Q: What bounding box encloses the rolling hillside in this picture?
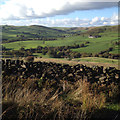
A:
[1,25,67,42]
[53,26,94,34]
[2,25,119,53]
[2,25,119,62]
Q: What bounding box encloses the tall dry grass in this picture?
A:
[2,76,108,120]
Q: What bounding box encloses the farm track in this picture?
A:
[34,58,119,69]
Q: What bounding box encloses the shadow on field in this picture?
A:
[2,101,120,120]
[91,108,120,120]
[2,101,19,120]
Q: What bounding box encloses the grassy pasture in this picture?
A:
[2,40,46,50]
[2,35,85,50]
[2,33,118,54]
[109,45,119,54]
[71,35,118,54]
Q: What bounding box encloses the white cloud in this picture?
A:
[111,13,118,21]
[91,17,99,22]
[90,17,101,25]
[110,21,115,25]
[0,0,118,20]
[0,13,118,27]
[51,20,55,24]
[75,17,79,21]
[101,17,105,21]
[103,22,108,25]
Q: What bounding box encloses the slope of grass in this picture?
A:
[110,45,119,54]
[73,57,119,64]
[1,25,67,42]
[2,40,46,50]
[2,35,85,50]
[71,35,118,54]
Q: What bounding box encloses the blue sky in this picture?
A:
[50,7,118,20]
[0,0,119,27]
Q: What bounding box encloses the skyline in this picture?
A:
[0,0,119,27]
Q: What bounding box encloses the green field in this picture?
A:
[3,40,46,50]
[2,33,118,54]
[2,35,85,50]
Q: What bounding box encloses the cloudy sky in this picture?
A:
[0,0,119,27]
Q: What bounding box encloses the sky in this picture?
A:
[0,0,119,27]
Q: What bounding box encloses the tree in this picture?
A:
[80,44,85,47]
[20,47,25,51]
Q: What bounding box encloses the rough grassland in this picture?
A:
[33,57,119,69]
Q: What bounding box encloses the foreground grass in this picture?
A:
[2,75,120,120]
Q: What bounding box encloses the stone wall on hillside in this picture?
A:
[2,59,120,85]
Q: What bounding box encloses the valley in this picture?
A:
[1,25,120,120]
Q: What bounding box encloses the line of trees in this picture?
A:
[2,44,120,59]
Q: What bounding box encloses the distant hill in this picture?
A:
[82,25,119,36]
[53,25,119,36]
[1,25,119,43]
[53,27,94,34]
[1,25,67,42]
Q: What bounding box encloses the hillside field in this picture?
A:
[2,32,119,54]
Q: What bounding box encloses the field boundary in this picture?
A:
[34,58,119,69]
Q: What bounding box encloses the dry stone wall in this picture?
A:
[2,59,120,85]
